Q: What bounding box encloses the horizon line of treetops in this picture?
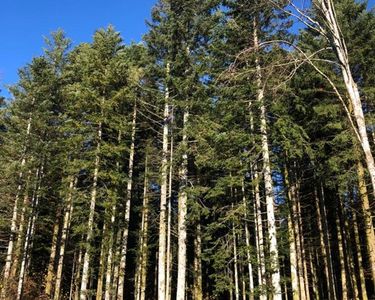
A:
[1,0,375,299]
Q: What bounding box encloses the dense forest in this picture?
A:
[1,0,375,299]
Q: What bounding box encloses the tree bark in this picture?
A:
[314,187,335,300]
[158,64,170,300]
[2,110,33,299]
[316,0,375,197]
[166,123,174,300]
[80,121,102,300]
[193,223,203,300]
[135,153,150,300]
[16,166,43,300]
[352,194,368,300]
[117,102,137,299]
[45,208,62,297]
[176,109,188,300]
[357,160,375,287]
[254,19,282,299]
[54,177,76,300]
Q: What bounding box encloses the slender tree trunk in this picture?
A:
[16,166,43,300]
[176,110,188,300]
[357,161,375,287]
[316,0,375,197]
[288,202,299,300]
[45,208,62,297]
[69,252,77,300]
[314,187,335,300]
[253,18,282,299]
[135,153,150,300]
[117,102,137,299]
[2,113,33,299]
[74,246,83,300]
[54,177,76,300]
[336,204,348,300]
[248,99,266,299]
[194,223,203,300]
[285,167,300,300]
[80,121,102,300]
[295,185,310,300]
[309,247,319,300]
[103,211,115,300]
[159,65,170,300]
[352,195,368,300]
[11,171,32,279]
[320,185,337,299]
[166,122,174,300]
[232,220,240,300]
[105,131,122,300]
[96,221,108,300]
[241,178,254,300]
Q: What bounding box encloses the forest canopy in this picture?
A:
[1,0,375,300]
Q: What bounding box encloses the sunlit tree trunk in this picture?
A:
[166,125,174,300]
[232,218,240,300]
[158,65,170,300]
[96,222,108,300]
[11,170,32,279]
[135,153,150,300]
[176,109,188,300]
[80,121,102,300]
[54,177,76,300]
[193,223,203,300]
[357,161,375,286]
[1,110,33,299]
[45,208,62,297]
[117,102,137,299]
[16,166,42,300]
[352,195,368,300]
[336,204,348,300]
[241,178,254,300]
[315,0,375,196]
[254,19,281,297]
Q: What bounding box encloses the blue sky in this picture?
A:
[0,0,374,99]
[0,0,156,98]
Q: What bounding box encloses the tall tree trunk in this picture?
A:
[295,184,310,300]
[248,98,266,299]
[80,121,102,300]
[74,246,83,300]
[336,204,348,300]
[166,123,174,300]
[254,19,281,297]
[158,64,170,300]
[193,223,203,300]
[316,0,375,196]
[117,102,137,299]
[357,160,375,287]
[105,130,122,300]
[232,219,240,300]
[16,166,43,300]
[314,187,335,300]
[176,109,189,300]
[96,222,108,300]
[54,177,76,300]
[45,208,62,297]
[352,194,368,300]
[241,178,254,300]
[11,170,32,279]
[135,153,150,300]
[320,185,338,299]
[2,111,33,299]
